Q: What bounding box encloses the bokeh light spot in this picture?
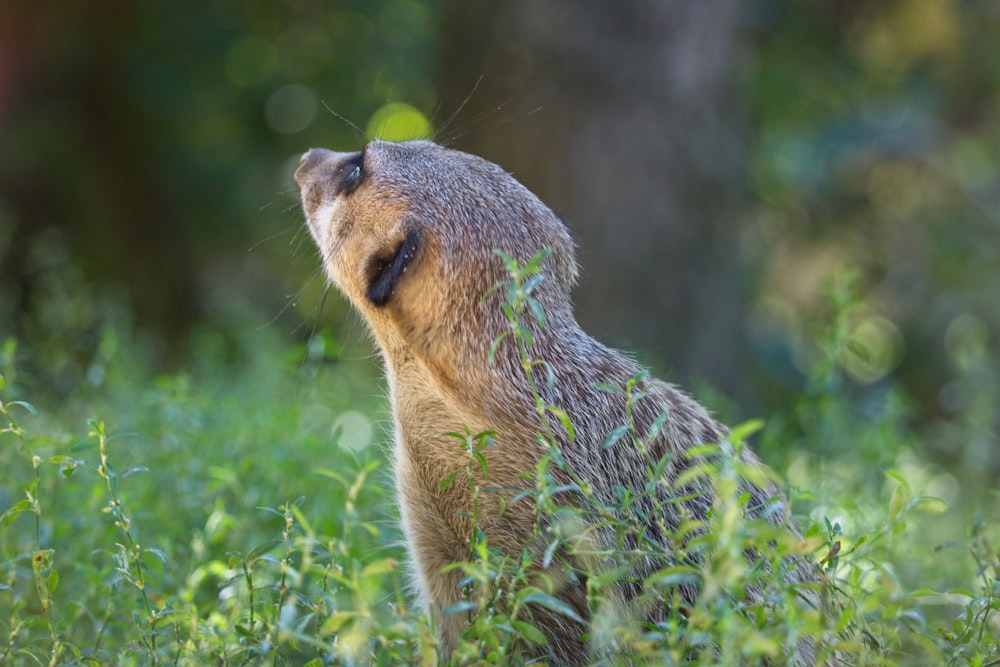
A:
[843,315,905,384]
[365,102,432,141]
[265,84,318,134]
[332,410,373,452]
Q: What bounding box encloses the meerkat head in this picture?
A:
[294,139,579,356]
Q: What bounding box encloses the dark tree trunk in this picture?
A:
[0,5,201,360]
[436,0,750,400]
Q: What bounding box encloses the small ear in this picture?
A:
[366,228,421,307]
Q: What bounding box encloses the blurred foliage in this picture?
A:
[0,1,999,661]
[746,0,1000,471]
[0,237,997,665]
[0,0,439,373]
[1,0,997,455]
[0,329,417,665]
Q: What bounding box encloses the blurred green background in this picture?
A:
[1,3,999,662]
[1,0,998,484]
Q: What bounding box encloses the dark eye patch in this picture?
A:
[366,229,421,307]
[338,153,365,196]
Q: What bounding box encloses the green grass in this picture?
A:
[1,266,998,665]
[0,325,428,665]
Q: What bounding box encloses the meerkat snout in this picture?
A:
[294,147,364,217]
[294,147,329,177]
[294,147,344,182]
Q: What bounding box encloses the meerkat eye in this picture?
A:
[338,154,365,196]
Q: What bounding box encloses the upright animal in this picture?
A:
[295,139,826,665]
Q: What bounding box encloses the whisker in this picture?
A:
[436,73,485,141]
[436,98,532,147]
[248,228,295,253]
[321,101,368,143]
[290,279,330,336]
[289,227,309,258]
[451,96,506,143]
[298,284,332,374]
[282,201,304,215]
[258,266,326,332]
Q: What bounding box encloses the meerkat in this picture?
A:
[294,140,827,665]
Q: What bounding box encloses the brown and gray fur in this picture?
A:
[295,140,825,665]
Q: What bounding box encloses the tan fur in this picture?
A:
[295,140,825,665]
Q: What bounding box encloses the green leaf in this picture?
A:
[314,468,348,486]
[320,611,355,635]
[69,440,97,453]
[546,406,575,441]
[480,281,502,303]
[541,359,556,387]
[7,400,36,416]
[493,248,515,267]
[235,624,256,638]
[887,485,905,522]
[743,634,781,657]
[488,332,509,365]
[646,412,670,442]
[360,558,397,578]
[144,548,169,570]
[521,591,584,623]
[948,588,976,598]
[439,470,460,491]
[914,496,948,515]
[884,469,912,496]
[728,419,765,443]
[120,466,149,479]
[1,499,34,525]
[674,461,716,489]
[542,537,560,569]
[907,588,940,598]
[442,600,478,617]
[57,458,82,476]
[153,607,184,620]
[591,565,629,590]
[650,451,674,480]
[523,273,545,295]
[523,248,552,273]
[512,620,548,646]
[601,425,629,450]
[515,323,534,347]
[934,540,962,552]
[527,297,546,326]
[247,540,283,561]
[645,566,701,589]
[474,450,489,477]
[684,443,720,459]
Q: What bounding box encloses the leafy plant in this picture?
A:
[1,258,997,665]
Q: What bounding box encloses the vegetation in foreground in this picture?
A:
[1,262,998,665]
